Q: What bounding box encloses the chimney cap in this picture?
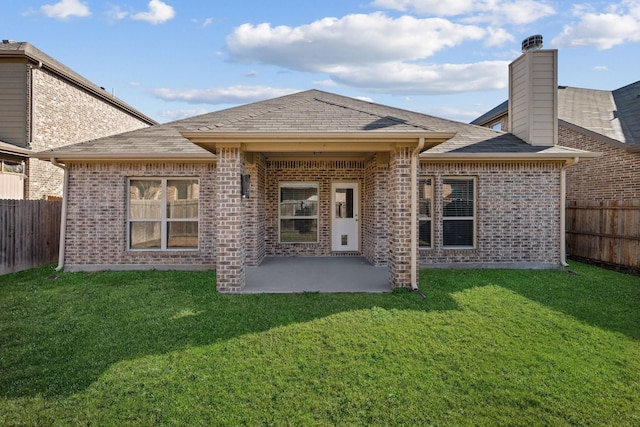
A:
[522,35,543,52]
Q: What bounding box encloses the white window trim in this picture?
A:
[442,176,477,249]
[279,182,319,244]
[419,176,434,249]
[127,177,199,251]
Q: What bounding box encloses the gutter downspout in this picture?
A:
[560,157,579,267]
[410,138,425,295]
[50,158,68,271]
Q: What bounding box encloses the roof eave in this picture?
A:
[0,141,31,157]
[32,152,217,163]
[181,131,456,153]
[421,151,602,163]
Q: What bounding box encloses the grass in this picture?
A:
[0,262,638,426]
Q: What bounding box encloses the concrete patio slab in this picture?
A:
[243,257,391,293]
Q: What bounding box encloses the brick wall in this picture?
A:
[64,162,216,270]
[388,147,413,287]
[245,153,267,266]
[215,147,246,292]
[362,154,389,266]
[264,160,365,257]
[419,161,563,267]
[62,157,566,282]
[560,126,640,202]
[27,67,152,200]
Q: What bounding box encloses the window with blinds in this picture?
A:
[442,177,475,248]
[279,183,318,243]
[419,177,433,248]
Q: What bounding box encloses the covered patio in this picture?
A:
[244,257,391,293]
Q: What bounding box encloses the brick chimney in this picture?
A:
[508,35,558,146]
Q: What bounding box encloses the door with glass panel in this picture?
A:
[331,182,359,251]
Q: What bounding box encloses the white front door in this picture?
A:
[331,182,359,251]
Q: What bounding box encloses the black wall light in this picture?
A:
[241,174,251,198]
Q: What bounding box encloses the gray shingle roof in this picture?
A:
[472,81,640,148]
[35,89,590,160]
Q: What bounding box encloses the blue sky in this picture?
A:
[2,0,639,123]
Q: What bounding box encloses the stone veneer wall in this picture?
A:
[419,161,563,267]
[264,160,365,257]
[28,67,153,200]
[63,162,216,270]
[560,126,639,202]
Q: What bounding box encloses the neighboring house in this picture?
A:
[473,75,639,271]
[35,45,597,293]
[0,40,158,200]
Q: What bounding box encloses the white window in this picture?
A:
[128,178,199,250]
[442,177,476,248]
[419,177,433,248]
[279,183,318,243]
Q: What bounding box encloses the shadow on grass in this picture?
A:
[1,261,637,400]
[0,266,458,399]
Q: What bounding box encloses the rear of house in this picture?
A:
[35,44,598,292]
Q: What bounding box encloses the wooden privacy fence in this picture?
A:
[1,199,62,275]
[566,200,640,273]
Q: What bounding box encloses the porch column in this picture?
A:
[388,146,413,288]
[215,144,246,293]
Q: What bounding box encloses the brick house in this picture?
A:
[35,46,597,292]
[0,40,157,200]
[473,73,639,270]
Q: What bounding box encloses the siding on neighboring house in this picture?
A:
[508,50,557,147]
[0,60,28,146]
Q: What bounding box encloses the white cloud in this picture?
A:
[593,65,609,71]
[370,0,555,25]
[106,4,128,21]
[552,1,640,49]
[355,96,374,102]
[40,0,90,19]
[425,105,485,122]
[150,85,299,105]
[225,12,509,95]
[131,0,175,25]
[313,80,338,87]
[202,17,214,28]
[328,61,509,94]
[226,12,486,71]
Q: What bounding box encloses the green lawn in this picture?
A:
[0,262,638,426]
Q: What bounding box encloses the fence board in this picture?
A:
[567,200,640,272]
[0,199,61,275]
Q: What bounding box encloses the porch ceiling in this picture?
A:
[180,131,455,154]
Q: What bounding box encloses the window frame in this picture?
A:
[278,182,319,244]
[127,177,200,251]
[442,176,477,249]
[418,176,434,249]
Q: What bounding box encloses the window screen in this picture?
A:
[442,178,475,247]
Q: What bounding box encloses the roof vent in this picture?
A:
[522,35,543,52]
[2,39,16,44]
